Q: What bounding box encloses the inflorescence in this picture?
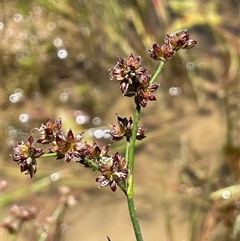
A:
[10,29,197,192]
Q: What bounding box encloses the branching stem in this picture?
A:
[126,103,143,241]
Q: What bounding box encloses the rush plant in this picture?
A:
[8,30,197,241]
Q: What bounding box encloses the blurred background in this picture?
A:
[1,0,239,240]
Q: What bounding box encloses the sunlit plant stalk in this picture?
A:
[126,103,143,241]
[125,59,167,241]
[38,204,65,241]
[7,29,197,241]
[150,60,165,85]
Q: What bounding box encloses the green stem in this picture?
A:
[83,157,128,194]
[38,204,65,241]
[84,157,101,171]
[150,60,165,85]
[125,61,165,241]
[126,103,143,241]
[127,103,141,195]
[38,153,127,194]
[39,153,58,158]
[127,197,144,241]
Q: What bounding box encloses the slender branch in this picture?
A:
[127,197,144,241]
[38,153,58,158]
[125,61,165,241]
[127,103,141,184]
[84,157,128,194]
[38,153,127,195]
[150,60,165,85]
[83,157,101,171]
[126,103,143,241]
[38,204,65,241]
[125,141,131,168]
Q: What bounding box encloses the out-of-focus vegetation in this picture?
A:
[1,0,239,241]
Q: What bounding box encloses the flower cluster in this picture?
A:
[96,152,128,192]
[11,118,129,192]
[50,130,85,162]
[10,205,38,221]
[148,29,197,62]
[1,205,38,234]
[10,136,44,177]
[37,118,62,144]
[58,186,77,207]
[35,118,86,163]
[109,30,197,107]
[108,114,146,141]
[109,54,159,107]
[10,29,197,194]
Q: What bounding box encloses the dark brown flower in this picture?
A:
[167,29,197,50]
[108,115,133,141]
[11,136,44,161]
[109,54,144,82]
[79,141,111,164]
[11,136,44,177]
[136,127,146,140]
[51,130,85,162]
[95,152,128,192]
[148,42,175,62]
[181,39,198,49]
[19,157,38,178]
[37,118,62,144]
[109,54,148,97]
[148,30,197,61]
[108,114,146,141]
[135,83,160,108]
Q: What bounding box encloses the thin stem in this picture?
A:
[38,153,58,158]
[37,153,127,194]
[127,197,144,241]
[38,204,65,241]
[84,157,127,194]
[125,141,131,168]
[150,60,165,85]
[126,103,143,241]
[124,138,131,194]
[127,103,141,183]
[83,157,101,171]
[125,61,165,241]
[53,204,68,241]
